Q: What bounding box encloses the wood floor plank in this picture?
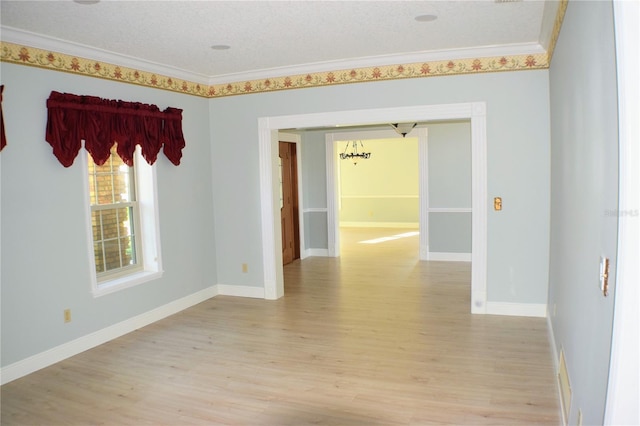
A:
[1,228,560,425]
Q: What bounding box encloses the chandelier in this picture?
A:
[340,140,371,165]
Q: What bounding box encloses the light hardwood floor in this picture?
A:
[1,228,560,425]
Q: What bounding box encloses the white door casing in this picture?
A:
[258,102,488,313]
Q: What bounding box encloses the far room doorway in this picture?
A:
[327,123,472,264]
[328,128,426,259]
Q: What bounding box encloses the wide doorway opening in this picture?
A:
[258,103,487,314]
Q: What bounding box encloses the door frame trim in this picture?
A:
[258,102,487,314]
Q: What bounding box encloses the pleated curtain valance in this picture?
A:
[45,91,185,167]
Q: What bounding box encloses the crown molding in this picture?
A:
[545,0,569,64]
[1,26,550,98]
[208,42,546,85]
[0,26,210,85]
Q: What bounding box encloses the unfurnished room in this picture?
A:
[0,1,638,425]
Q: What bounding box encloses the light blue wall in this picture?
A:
[427,122,471,208]
[429,213,471,254]
[300,130,328,250]
[210,70,551,305]
[300,130,327,209]
[0,63,216,366]
[548,1,619,424]
[427,122,471,254]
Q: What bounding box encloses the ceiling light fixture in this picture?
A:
[210,44,231,51]
[415,14,438,22]
[73,0,100,4]
[340,140,371,165]
[390,123,417,137]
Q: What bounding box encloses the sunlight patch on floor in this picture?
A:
[358,231,419,244]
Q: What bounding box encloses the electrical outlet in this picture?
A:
[64,309,71,323]
[242,263,248,273]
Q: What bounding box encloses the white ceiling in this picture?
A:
[0,0,558,84]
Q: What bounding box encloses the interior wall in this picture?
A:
[548,1,619,424]
[300,130,328,251]
[209,70,551,307]
[427,123,471,208]
[427,122,471,254]
[0,63,216,367]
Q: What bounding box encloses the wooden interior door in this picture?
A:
[279,142,300,265]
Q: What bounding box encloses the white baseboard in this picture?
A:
[547,313,559,371]
[428,252,472,262]
[485,302,547,318]
[547,309,567,426]
[340,222,419,228]
[217,284,265,299]
[546,313,567,424]
[0,286,218,385]
[304,248,329,257]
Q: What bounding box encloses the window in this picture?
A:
[88,145,141,278]
[85,145,162,296]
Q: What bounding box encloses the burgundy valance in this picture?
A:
[1,85,6,151]
[45,91,185,167]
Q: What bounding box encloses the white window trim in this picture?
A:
[82,146,163,297]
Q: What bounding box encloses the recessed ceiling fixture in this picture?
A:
[73,0,100,4]
[210,45,231,51]
[415,14,438,22]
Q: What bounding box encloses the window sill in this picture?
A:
[92,270,163,298]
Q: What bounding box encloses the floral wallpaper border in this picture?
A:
[0,43,549,98]
[207,53,549,98]
[0,0,565,99]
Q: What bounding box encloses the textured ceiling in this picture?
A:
[0,0,556,82]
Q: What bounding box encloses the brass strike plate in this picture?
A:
[494,197,502,211]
